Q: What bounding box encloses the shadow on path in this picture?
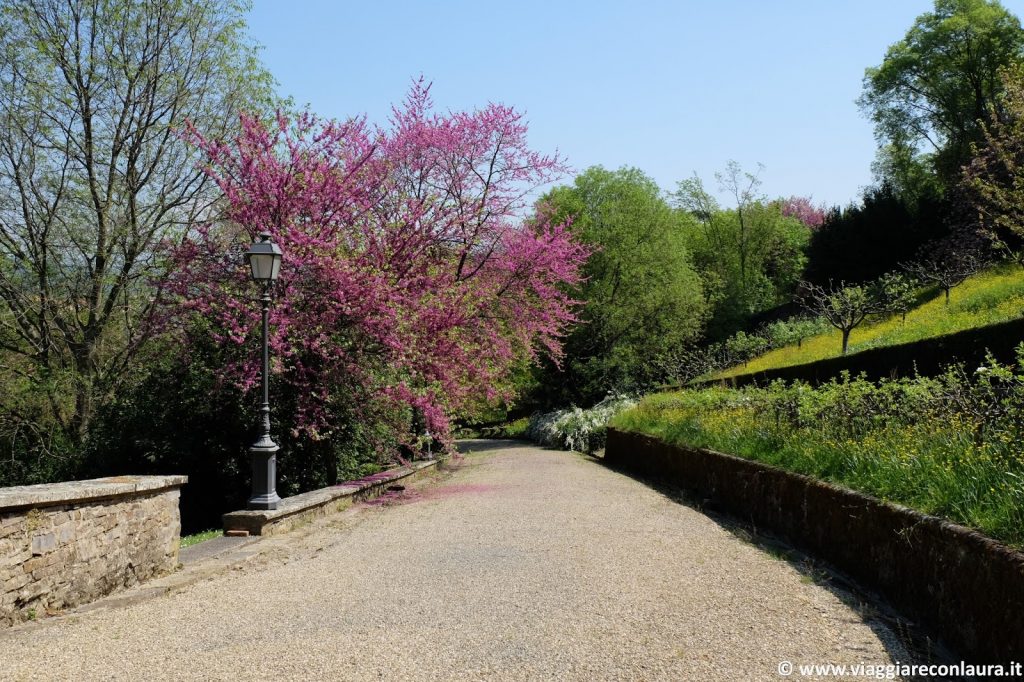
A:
[455,438,531,454]
[597,454,959,677]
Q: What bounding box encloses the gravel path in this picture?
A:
[0,441,908,681]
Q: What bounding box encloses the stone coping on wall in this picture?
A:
[222,460,438,536]
[604,427,1024,662]
[1,475,185,625]
[0,475,188,512]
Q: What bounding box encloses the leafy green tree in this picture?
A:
[803,185,949,286]
[533,166,707,404]
[860,0,1024,193]
[0,0,275,455]
[877,272,918,322]
[724,331,768,368]
[765,317,828,349]
[963,64,1024,264]
[673,162,811,337]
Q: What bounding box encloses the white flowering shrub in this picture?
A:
[525,395,636,453]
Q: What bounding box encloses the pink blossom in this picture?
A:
[162,80,588,445]
[780,196,826,228]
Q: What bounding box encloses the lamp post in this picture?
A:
[245,232,283,510]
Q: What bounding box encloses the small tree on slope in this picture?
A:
[798,281,888,355]
[903,236,986,305]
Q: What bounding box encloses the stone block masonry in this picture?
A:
[605,428,1024,663]
[223,460,437,536]
[0,475,186,625]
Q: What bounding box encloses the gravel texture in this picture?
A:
[0,441,909,681]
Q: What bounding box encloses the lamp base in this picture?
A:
[248,445,281,510]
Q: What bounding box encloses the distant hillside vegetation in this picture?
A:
[716,265,1024,378]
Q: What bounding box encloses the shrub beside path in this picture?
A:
[0,441,912,680]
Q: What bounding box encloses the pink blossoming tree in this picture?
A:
[780,196,826,229]
[164,81,588,446]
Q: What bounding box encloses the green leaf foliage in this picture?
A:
[613,358,1024,548]
[534,166,708,404]
[0,0,279,461]
[673,162,811,337]
[860,0,1024,191]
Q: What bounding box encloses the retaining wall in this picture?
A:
[0,475,186,625]
[223,460,438,536]
[605,428,1024,662]
[712,316,1024,388]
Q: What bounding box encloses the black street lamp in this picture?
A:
[245,231,283,510]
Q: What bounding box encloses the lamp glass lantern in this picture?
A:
[246,232,283,282]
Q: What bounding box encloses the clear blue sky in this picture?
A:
[246,0,1024,209]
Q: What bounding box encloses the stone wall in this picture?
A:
[0,476,186,625]
[223,460,437,536]
[605,428,1024,662]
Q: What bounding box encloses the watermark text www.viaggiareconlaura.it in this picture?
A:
[776,660,1023,678]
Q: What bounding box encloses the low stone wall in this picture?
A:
[0,475,186,625]
[605,428,1024,662]
[223,460,438,536]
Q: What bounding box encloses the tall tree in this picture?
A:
[803,185,949,286]
[676,162,771,296]
[0,0,274,447]
[860,0,1024,194]
[673,161,810,337]
[169,84,587,440]
[962,65,1024,264]
[533,166,707,404]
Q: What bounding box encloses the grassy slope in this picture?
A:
[717,264,1024,379]
[612,388,1024,548]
